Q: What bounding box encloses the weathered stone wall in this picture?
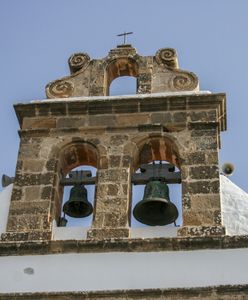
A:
[0,93,226,242]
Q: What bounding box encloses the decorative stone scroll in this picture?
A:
[68,52,90,73]
[170,72,198,91]
[155,48,179,69]
[46,80,74,98]
[45,44,199,99]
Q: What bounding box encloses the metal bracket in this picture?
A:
[131,163,181,185]
[60,170,96,186]
[60,163,181,186]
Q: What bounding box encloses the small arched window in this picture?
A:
[104,57,139,96]
[110,76,137,96]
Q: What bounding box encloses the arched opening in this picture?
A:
[104,57,139,96]
[55,142,98,229]
[131,137,182,235]
[110,76,137,96]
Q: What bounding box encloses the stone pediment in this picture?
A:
[45,45,199,99]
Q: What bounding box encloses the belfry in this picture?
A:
[2,44,226,241]
[1,44,248,299]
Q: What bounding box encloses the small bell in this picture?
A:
[133,179,178,226]
[63,184,93,218]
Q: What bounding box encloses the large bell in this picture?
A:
[63,184,93,218]
[133,180,178,226]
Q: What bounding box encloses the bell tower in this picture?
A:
[9,44,248,300]
[1,44,226,242]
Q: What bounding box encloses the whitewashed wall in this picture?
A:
[221,175,248,235]
[0,184,12,236]
[1,249,248,293]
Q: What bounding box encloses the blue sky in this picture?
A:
[0,0,248,200]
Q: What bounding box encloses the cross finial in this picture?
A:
[117,31,133,45]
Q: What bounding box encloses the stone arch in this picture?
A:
[132,133,183,171]
[58,141,99,175]
[104,57,139,96]
[131,133,184,227]
[51,140,100,224]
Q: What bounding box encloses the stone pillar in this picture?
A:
[137,57,153,94]
[178,112,225,237]
[1,134,57,241]
[87,135,132,239]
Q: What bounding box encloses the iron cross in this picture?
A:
[117,31,133,44]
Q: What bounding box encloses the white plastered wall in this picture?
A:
[1,248,248,293]
[221,174,248,235]
[0,184,12,236]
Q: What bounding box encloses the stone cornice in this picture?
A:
[1,284,248,299]
[0,234,247,257]
[14,93,226,131]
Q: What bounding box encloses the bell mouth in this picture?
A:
[63,198,93,218]
[133,197,178,226]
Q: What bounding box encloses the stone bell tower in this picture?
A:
[7,44,248,300]
[1,44,226,242]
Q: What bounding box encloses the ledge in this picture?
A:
[0,235,248,256]
[1,284,248,299]
[14,92,226,131]
[31,91,214,103]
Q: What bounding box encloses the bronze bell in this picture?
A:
[63,184,93,218]
[133,179,178,226]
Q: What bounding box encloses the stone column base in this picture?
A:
[177,226,225,237]
[87,228,130,240]
[1,230,52,242]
